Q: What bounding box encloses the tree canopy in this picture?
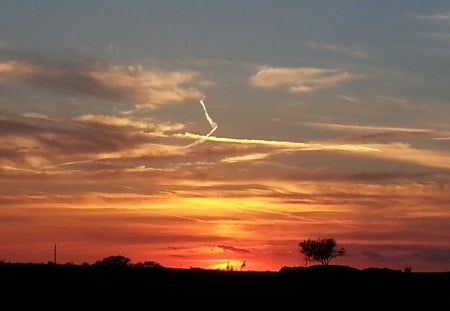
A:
[299,238,345,266]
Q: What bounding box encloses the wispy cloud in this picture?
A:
[300,122,450,141]
[415,13,450,23]
[296,121,450,169]
[249,66,361,93]
[308,43,369,60]
[301,122,443,135]
[221,153,271,163]
[180,132,450,170]
[0,60,207,108]
[0,114,186,170]
[214,244,250,253]
[372,143,450,170]
[22,112,56,121]
[338,95,360,103]
[87,65,203,108]
[75,114,185,136]
[0,61,41,80]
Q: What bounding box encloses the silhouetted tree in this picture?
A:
[95,255,131,267]
[299,238,345,266]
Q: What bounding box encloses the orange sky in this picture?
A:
[2,160,450,271]
[1,80,450,271]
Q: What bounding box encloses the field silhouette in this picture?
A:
[1,262,449,307]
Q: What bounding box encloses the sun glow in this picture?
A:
[211,259,246,271]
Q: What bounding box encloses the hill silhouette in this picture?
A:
[1,262,449,308]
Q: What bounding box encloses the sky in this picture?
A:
[1,0,450,272]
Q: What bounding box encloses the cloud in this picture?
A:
[221,152,271,163]
[249,66,360,93]
[0,59,206,108]
[74,114,185,136]
[308,43,369,60]
[372,143,450,170]
[0,113,186,171]
[300,122,450,140]
[415,13,450,23]
[22,112,56,121]
[214,244,250,253]
[301,122,430,134]
[180,132,450,170]
[86,66,203,108]
[0,61,42,80]
[338,95,360,103]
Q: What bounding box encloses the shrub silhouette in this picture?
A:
[299,238,345,266]
[134,260,163,269]
[94,255,131,267]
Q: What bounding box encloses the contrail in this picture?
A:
[183,98,376,153]
[200,96,218,137]
[184,97,218,147]
[182,132,379,153]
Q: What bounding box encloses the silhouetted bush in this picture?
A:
[94,255,131,267]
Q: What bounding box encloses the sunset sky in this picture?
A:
[1,1,450,272]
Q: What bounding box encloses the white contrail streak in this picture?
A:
[184,98,373,153]
[182,132,379,153]
[200,96,218,137]
[184,97,218,147]
[180,98,379,153]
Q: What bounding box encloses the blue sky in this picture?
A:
[1,1,450,271]
[2,1,450,122]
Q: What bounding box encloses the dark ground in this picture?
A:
[1,263,449,307]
